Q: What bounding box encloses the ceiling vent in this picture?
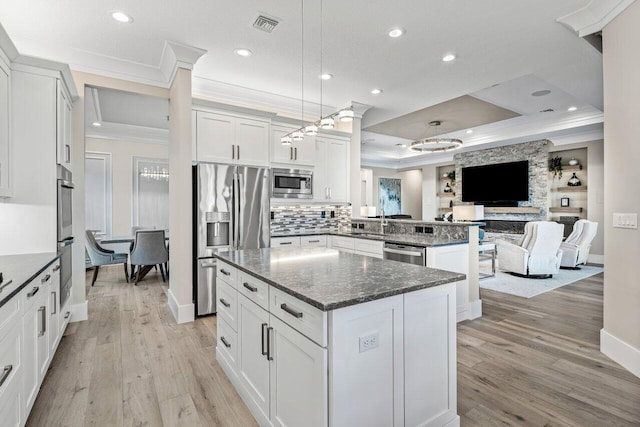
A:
[253,15,279,33]
[540,108,555,113]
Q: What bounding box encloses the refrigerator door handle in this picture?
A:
[233,173,239,250]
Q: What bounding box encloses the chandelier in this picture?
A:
[140,166,169,181]
[410,120,463,153]
[281,0,352,145]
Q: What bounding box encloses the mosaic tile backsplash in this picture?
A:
[270,205,352,235]
[352,218,469,241]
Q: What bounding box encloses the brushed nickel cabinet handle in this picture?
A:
[280,303,303,319]
[0,365,13,388]
[220,336,231,348]
[219,298,230,308]
[267,326,274,361]
[27,287,40,298]
[42,274,51,283]
[243,282,258,293]
[220,269,231,276]
[53,265,61,272]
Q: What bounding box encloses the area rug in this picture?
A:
[479,264,604,298]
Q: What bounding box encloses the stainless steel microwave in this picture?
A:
[271,168,313,199]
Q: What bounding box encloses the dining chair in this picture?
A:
[131,225,156,235]
[85,230,129,286]
[130,230,169,284]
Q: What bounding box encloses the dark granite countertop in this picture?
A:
[0,252,60,308]
[216,248,465,311]
[271,230,468,247]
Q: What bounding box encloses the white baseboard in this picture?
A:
[601,329,640,378]
[469,300,483,320]
[70,300,88,322]
[588,254,605,265]
[444,415,461,427]
[168,289,195,324]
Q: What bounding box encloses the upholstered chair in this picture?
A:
[129,230,169,284]
[85,230,129,286]
[497,221,564,278]
[560,220,598,268]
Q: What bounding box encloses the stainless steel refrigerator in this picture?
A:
[193,163,270,316]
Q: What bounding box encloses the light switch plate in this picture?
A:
[613,213,638,229]
[359,332,379,353]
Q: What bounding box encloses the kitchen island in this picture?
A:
[214,247,464,427]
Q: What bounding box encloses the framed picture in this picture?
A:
[561,197,570,207]
[378,177,402,215]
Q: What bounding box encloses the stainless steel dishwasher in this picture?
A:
[383,242,426,266]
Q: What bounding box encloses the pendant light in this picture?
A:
[317,0,334,130]
[410,120,463,152]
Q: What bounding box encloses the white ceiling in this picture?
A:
[0,0,612,165]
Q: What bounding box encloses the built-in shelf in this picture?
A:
[437,193,456,198]
[552,186,587,192]
[484,206,541,214]
[438,207,453,213]
[549,207,583,213]
[562,165,583,172]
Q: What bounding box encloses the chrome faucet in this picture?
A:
[380,204,389,234]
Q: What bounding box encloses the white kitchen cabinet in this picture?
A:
[0,299,23,427]
[237,293,271,422]
[22,272,51,414]
[269,314,327,427]
[404,283,457,427]
[270,125,315,166]
[195,110,269,166]
[48,264,61,355]
[0,55,10,197]
[427,244,470,322]
[56,80,72,171]
[270,236,301,248]
[314,136,348,203]
[329,235,355,253]
[354,238,384,259]
[301,235,327,247]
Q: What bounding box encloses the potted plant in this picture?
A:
[549,156,563,180]
[447,170,456,187]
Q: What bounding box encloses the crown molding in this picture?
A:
[0,23,18,63]
[557,0,637,36]
[86,122,169,145]
[160,41,207,83]
[351,102,372,119]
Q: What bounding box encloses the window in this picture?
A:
[132,157,169,231]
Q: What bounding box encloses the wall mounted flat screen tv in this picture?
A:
[461,160,529,206]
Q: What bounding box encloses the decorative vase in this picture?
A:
[568,158,579,166]
[567,173,582,187]
[443,183,452,193]
[443,173,449,178]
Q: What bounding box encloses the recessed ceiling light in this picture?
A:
[111,11,133,23]
[532,90,551,97]
[234,48,252,57]
[567,106,577,112]
[92,122,102,127]
[466,129,473,134]
[442,54,456,62]
[320,73,333,80]
[388,28,404,38]
[371,88,382,95]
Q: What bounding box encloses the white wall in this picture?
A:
[602,1,640,377]
[365,167,423,220]
[85,137,168,236]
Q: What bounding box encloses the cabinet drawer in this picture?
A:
[354,239,383,256]
[23,269,52,313]
[301,235,327,247]
[238,272,269,311]
[269,286,327,347]
[0,324,21,401]
[331,236,355,251]
[0,293,21,339]
[216,280,238,331]
[0,371,21,427]
[217,261,238,289]
[271,236,301,248]
[217,318,238,377]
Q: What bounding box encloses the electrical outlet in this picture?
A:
[321,211,326,218]
[330,210,335,218]
[415,226,424,233]
[351,223,358,229]
[270,211,275,220]
[358,223,365,229]
[359,332,379,353]
[425,226,434,234]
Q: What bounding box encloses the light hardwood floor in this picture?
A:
[27,267,639,426]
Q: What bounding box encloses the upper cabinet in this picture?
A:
[314,135,349,203]
[194,110,269,166]
[56,80,72,172]
[0,54,11,197]
[271,124,316,167]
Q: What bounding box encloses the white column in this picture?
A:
[350,102,371,218]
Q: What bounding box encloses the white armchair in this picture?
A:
[560,220,598,268]
[497,221,564,278]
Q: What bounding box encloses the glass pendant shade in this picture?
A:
[338,109,354,122]
[305,124,318,135]
[280,136,292,146]
[320,117,335,129]
[291,130,304,141]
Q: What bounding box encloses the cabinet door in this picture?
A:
[23,301,40,412]
[293,135,316,166]
[271,126,295,164]
[0,57,10,197]
[236,118,269,166]
[269,315,327,427]
[196,111,236,163]
[326,139,348,202]
[237,294,270,421]
[313,139,328,202]
[404,283,457,427]
[48,269,61,355]
[56,80,72,171]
